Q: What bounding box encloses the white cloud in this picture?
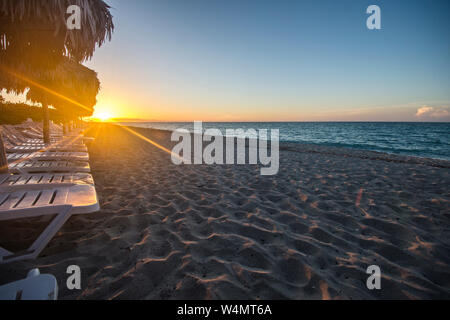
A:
[415,106,450,120]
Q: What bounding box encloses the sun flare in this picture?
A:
[96,111,113,122]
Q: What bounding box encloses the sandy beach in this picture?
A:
[0,123,449,299]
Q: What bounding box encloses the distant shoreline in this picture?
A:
[112,122,450,163]
[102,121,450,123]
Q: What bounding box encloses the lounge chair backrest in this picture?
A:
[2,126,27,144]
[1,127,23,146]
[21,129,42,139]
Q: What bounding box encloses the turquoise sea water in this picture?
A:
[120,122,450,160]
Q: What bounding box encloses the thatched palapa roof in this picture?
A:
[0,0,114,66]
[0,0,112,117]
[26,57,101,118]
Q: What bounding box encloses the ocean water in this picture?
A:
[120,122,450,160]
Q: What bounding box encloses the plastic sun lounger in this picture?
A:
[0,181,99,263]
[7,133,87,148]
[3,125,87,152]
[14,126,85,142]
[2,127,88,153]
[22,129,88,143]
[5,142,88,154]
[0,269,58,300]
[2,126,83,145]
[8,160,91,174]
[25,125,89,140]
[7,151,89,162]
[10,142,83,148]
[4,126,83,146]
[0,173,95,188]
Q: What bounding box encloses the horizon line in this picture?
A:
[93,119,450,124]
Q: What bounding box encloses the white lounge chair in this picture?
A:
[6,145,88,153]
[2,125,84,145]
[0,182,99,263]
[3,140,88,153]
[1,126,88,153]
[0,268,58,300]
[8,160,91,173]
[22,124,93,143]
[0,173,94,187]
[7,151,89,162]
[19,120,64,136]
[3,125,81,146]
[2,135,91,173]
[22,127,89,143]
[8,159,91,174]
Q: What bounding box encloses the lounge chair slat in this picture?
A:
[28,175,42,184]
[53,175,64,183]
[16,191,41,209]
[3,175,20,185]
[0,191,26,210]
[0,194,9,205]
[52,188,69,205]
[15,176,30,185]
[0,176,9,185]
[35,190,55,206]
[41,174,53,184]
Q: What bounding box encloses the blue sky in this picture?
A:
[18,0,450,121]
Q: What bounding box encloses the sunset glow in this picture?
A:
[94,110,113,122]
[80,0,450,122]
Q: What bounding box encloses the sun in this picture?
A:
[96,111,113,122]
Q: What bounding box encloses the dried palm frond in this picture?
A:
[1,57,99,118]
[0,0,114,66]
[26,57,100,118]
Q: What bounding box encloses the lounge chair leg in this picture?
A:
[0,206,73,264]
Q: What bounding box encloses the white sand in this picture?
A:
[0,123,449,299]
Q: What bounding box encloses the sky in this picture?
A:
[4,0,450,121]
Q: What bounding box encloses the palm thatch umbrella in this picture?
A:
[0,0,112,93]
[0,0,113,172]
[0,59,100,171]
[26,57,100,137]
[0,0,114,68]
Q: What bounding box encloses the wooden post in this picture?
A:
[0,130,9,174]
[62,113,67,135]
[43,104,50,143]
